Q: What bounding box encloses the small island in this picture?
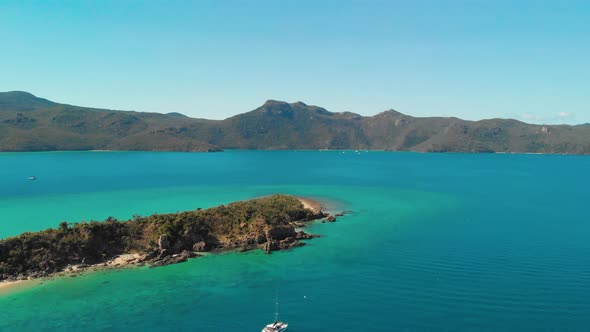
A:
[0,195,336,285]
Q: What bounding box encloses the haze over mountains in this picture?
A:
[1,91,589,154]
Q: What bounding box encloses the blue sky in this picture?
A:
[1,0,588,124]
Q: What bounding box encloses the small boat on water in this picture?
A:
[262,321,288,332]
[262,292,288,332]
[27,176,37,181]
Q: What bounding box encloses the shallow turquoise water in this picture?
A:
[1,151,590,331]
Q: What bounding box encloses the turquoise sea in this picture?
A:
[1,151,590,331]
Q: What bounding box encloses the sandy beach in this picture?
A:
[0,279,23,290]
[0,279,39,295]
[0,253,144,296]
[297,197,323,214]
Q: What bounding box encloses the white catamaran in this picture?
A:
[262,292,288,332]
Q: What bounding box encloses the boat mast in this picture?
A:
[275,289,279,322]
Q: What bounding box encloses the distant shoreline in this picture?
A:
[1,149,589,156]
[2,91,590,155]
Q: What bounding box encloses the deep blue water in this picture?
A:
[1,150,590,331]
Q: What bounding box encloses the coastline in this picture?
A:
[0,279,39,295]
[0,254,145,295]
[0,279,24,291]
[0,196,331,296]
[296,197,323,214]
[3,149,590,156]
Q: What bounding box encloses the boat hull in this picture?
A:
[262,322,288,332]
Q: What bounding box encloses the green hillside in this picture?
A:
[1,91,590,154]
[0,91,56,112]
[0,92,220,152]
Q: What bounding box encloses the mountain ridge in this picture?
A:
[1,91,589,154]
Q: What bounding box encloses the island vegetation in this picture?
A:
[0,195,331,282]
[2,91,590,154]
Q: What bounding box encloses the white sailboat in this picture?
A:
[262,291,288,332]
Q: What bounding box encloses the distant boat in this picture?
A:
[27,176,37,181]
[262,291,288,332]
[262,321,288,332]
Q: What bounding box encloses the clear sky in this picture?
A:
[1,0,588,124]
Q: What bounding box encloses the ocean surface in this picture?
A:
[1,150,590,331]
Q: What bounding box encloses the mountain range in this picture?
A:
[1,91,589,154]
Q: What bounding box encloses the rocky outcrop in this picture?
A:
[158,235,170,251]
[296,231,318,240]
[149,250,198,268]
[266,225,297,241]
[324,215,337,222]
[192,241,207,252]
[261,225,320,253]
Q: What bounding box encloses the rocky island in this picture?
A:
[0,195,334,283]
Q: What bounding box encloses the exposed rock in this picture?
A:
[181,250,197,258]
[149,250,199,268]
[324,215,337,222]
[264,240,278,253]
[278,239,304,250]
[283,237,296,243]
[263,225,300,253]
[142,249,159,261]
[158,234,171,251]
[266,225,297,241]
[157,248,170,259]
[192,241,207,252]
[256,234,267,244]
[296,231,318,240]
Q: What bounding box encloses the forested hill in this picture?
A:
[0,91,221,152]
[1,91,589,154]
